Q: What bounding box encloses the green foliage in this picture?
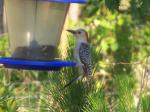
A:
[141,95,150,112]
[130,0,150,23]
[0,36,18,112]
[0,83,18,112]
[105,0,120,12]
[0,35,9,56]
[114,75,135,111]
[82,89,108,112]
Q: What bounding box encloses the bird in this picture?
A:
[62,28,92,89]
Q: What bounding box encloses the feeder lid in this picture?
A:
[0,57,76,71]
[48,0,86,3]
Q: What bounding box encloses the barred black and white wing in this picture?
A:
[79,43,92,76]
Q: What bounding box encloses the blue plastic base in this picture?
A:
[48,0,86,3]
[0,57,76,71]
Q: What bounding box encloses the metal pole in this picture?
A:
[0,0,4,35]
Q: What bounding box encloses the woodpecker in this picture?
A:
[62,29,92,89]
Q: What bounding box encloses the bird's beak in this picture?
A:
[66,29,76,34]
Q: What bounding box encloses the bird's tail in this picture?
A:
[61,75,83,90]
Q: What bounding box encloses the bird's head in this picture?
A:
[67,28,89,42]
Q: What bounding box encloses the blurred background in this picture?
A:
[0,0,150,112]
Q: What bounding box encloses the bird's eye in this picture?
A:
[78,31,81,34]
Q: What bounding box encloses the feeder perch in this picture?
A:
[0,0,86,71]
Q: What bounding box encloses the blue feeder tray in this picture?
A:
[48,0,86,3]
[0,57,76,71]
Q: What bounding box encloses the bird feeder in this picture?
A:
[0,0,86,71]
